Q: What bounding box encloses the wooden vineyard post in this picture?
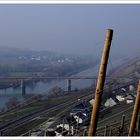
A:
[137,115,140,135]
[88,29,113,136]
[109,126,112,136]
[119,115,125,136]
[104,125,107,136]
[128,81,140,136]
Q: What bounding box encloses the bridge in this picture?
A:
[0,76,98,80]
[0,76,134,80]
[0,75,137,97]
[0,76,98,97]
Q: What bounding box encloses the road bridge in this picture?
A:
[0,76,137,97]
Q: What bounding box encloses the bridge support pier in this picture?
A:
[67,79,71,93]
[21,80,26,97]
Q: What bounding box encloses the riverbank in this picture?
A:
[0,63,96,90]
[0,63,97,110]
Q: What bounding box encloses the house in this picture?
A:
[129,85,135,92]
[126,94,134,104]
[73,112,89,124]
[56,124,70,131]
[116,95,126,102]
[89,99,95,106]
[126,99,133,104]
[55,126,68,136]
[70,102,88,116]
[55,117,76,136]
[104,98,117,107]
[121,88,126,93]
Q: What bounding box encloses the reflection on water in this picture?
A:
[0,57,128,109]
[0,68,96,109]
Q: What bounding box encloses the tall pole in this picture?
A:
[109,126,112,136]
[88,29,113,136]
[104,125,107,136]
[137,115,140,135]
[119,115,125,136]
[128,80,140,136]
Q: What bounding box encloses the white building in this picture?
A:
[126,100,133,104]
[129,85,135,93]
[104,98,117,107]
[116,95,125,102]
[56,124,70,131]
[89,99,95,106]
[126,95,134,104]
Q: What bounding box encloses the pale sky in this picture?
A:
[0,4,140,59]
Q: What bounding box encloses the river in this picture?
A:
[0,57,129,110]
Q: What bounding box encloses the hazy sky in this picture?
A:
[0,4,140,59]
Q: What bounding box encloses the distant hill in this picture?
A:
[0,47,54,58]
[0,47,55,66]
